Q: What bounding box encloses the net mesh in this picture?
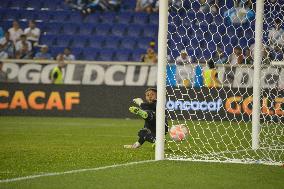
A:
[165,0,284,165]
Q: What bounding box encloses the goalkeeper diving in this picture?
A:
[124,88,168,149]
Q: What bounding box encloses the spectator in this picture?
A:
[203,59,221,88]
[62,47,76,60]
[249,43,276,64]
[228,46,243,65]
[243,47,253,64]
[0,32,15,58]
[24,20,41,47]
[8,20,24,45]
[64,0,87,10]
[224,0,255,25]
[34,45,53,60]
[268,18,284,51]
[213,46,227,64]
[50,54,66,84]
[141,48,157,63]
[15,34,32,59]
[135,0,155,13]
[175,49,192,65]
[81,0,121,16]
[0,61,8,82]
[199,0,218,14]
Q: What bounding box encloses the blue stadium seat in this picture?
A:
[56,35,73,47]
[194,28,204,40]
[196,12,205,23]
[45,23,62,35]
[214,15,224,26]
[88,36,105,48]
[50,11,69,22]
[19,10,37,20]
[217,24,226,35]
[100,12,117,24]
[72,35,89,48]
[69,47,82,59]
[167,40,176,50]
[127,24,142,37]
[222,35,230,46]
[121,0,136,11]
[79,24,95,35]
[245,28,254,39]
[168,24,176,34]
[9,0,27,9]
[61,23,79,35]
[209,24,217,33]
[111,24,127,37]
[0,1,10,8]
[82,48,99,60]
[143,25,158,38]
[40,34,57,46]
[230,36,239,47]
[227,26,235,36]
[137,37,153,49]
[68,12,83,23]
[194,48,203,59]
[50,47,65,57]
[120,37,137,49]
[205,13,214,23]
[4,11,21,20]
[104,37,120,49]
[203,49,212,60]
[190,38,199,49]
[133,13,149,25]
[149,14,158,25]
[95,24,111,36]
[225,44,234,56]
[207,41,216,52]
[26,0,43,10]
[41,1,59,10]
[83,13,101,23]
[117,12,133,24]
[36,11,51,22]
[131,49,145,62]
[0,20,12,31]
[239,37,248,48]
[98,49,115,61]
[114,49,131,61]
[191,1,200,12]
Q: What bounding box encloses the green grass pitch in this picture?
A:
[0,116,283,189]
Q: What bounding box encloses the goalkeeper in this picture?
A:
[124,88,168,149]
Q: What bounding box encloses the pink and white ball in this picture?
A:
[169,124,189,142]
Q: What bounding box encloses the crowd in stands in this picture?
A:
[0,20,76,61]
[0,0,283,65]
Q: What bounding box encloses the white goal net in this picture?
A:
[164,0,284,165]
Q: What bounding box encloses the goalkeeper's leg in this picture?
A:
[124,128,155,149]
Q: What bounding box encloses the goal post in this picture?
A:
[252,0,265,150]
[155,0,168,161]
[156,0,284,165]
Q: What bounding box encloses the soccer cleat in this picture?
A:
[129,106,148,119]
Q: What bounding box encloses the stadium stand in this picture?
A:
[0,0,262,62]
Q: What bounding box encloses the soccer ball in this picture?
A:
[169,124,189,142]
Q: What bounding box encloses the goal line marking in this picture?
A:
[0,160,155,184]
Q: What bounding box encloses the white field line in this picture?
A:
[0,160,155,184]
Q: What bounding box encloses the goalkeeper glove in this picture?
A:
[133,98,143,106]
